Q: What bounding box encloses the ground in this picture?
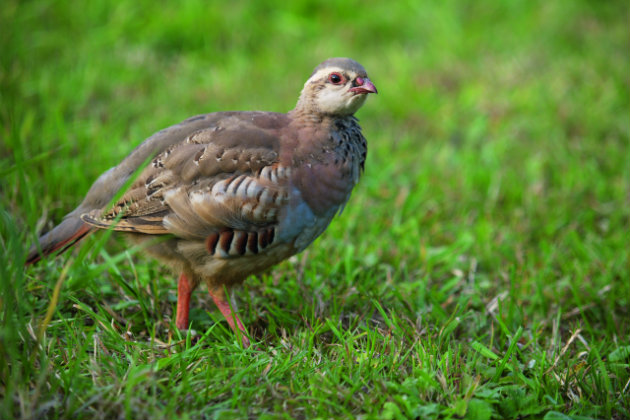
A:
[1,1,628,419]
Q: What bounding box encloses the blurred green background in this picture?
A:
[1,1,628,419]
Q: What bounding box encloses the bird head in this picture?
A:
[295,58,377,117]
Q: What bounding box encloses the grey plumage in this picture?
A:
[310,57,368,78]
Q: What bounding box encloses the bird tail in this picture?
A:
[25,217,93,265]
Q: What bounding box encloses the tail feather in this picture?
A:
[26,217,92,265]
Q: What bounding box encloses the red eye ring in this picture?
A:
[328,72,344,84]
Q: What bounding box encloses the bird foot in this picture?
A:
[175,273,194,330]
[209,288,251,348]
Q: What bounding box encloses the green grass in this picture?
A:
[1,0,629,418]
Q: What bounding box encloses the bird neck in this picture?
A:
[288,106,356,128]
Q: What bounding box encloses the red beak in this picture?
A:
[350,77,378,95]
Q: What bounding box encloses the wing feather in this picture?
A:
[81,124,290,240]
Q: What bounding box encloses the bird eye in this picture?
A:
[328,73,344,84]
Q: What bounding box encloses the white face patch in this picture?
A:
[315,88,367,115]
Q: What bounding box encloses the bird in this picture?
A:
[26,57,377,348]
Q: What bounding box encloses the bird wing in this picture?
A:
[81,117,292,241]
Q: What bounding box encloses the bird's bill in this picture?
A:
[350,78,378,95]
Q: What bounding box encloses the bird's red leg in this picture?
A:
[208,287,250,348]
[175,273,194,330]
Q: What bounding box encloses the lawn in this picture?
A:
[1,1,629,419]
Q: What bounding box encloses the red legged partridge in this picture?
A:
[26,57,377,347]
